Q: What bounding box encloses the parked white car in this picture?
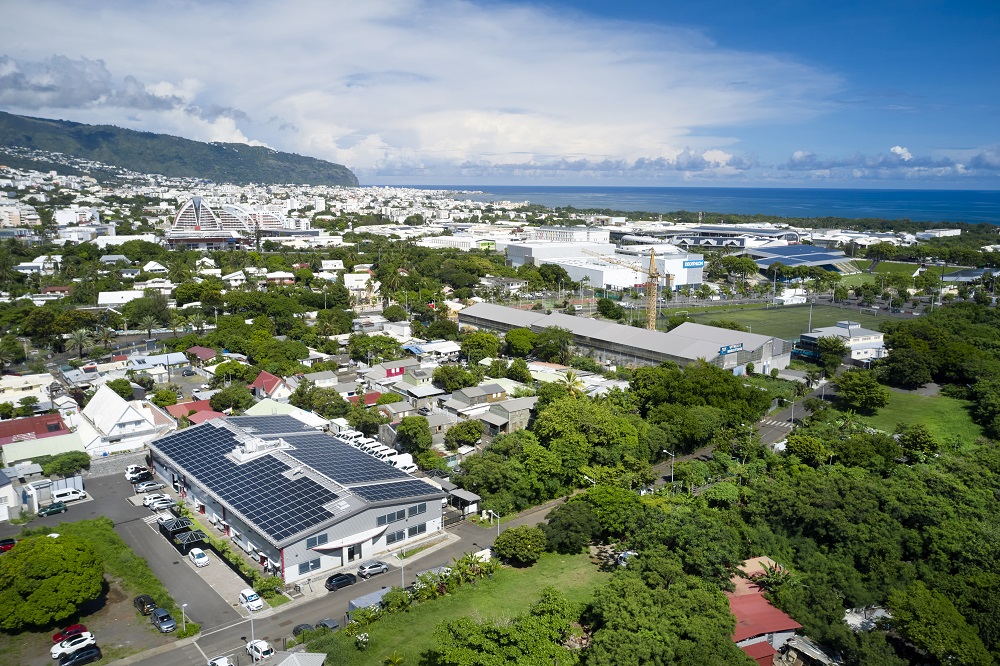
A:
[188,547,210,567]
[246,639,274,661]
[148,498,177,512]
[51,632,96,659]
[142,493,171,507]
[239,588,264,611]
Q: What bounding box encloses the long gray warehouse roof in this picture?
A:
[459,303,776,362]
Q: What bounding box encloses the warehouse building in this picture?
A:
[148,415,445,584]
[458,303,789,373]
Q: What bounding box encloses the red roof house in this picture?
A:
[727,557,802,652]
[742,641,777,666]
[348,391,382,407]
[250,371,292,401]
[0,413,69,445]
[188,410,226,424]
[166,400,214,420]
[187,346,218,363]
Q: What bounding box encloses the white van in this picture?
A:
[359,439,383,454]
[52,488,87,503]
[338,430,364,443]
[373,448,399,463]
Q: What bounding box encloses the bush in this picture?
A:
[493,525,547,566]
[37,451,91,477]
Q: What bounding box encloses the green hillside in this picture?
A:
[0,111,358,186]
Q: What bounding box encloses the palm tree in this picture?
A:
[68,329,93,358]
[558,370,585,397]
[138,315,159,340]
[169,312,185,337]
[189,313,206,335]
[97,326,116,348]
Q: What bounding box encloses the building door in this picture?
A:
[346,543,360,563]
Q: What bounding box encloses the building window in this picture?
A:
[386,530,405,545]
[298,558,321,575]
[408,523,427,538]
[408,502,427,517]
[306,533,329,549]
[377,509,406,526]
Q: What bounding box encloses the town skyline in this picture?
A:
[2,0,998,188]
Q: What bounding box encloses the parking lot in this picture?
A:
[126,493,256,619]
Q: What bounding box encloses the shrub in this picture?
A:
[493,525,547,566]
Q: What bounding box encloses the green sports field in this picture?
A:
[663,303,898,340]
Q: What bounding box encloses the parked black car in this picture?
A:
[59,646,102,666]
[133,594,156,615]
[325,572,357,591]
[129,471,153,484]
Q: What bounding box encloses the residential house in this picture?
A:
[479,275,527,295]
[250,371,292,402]
[798,321,887,364]
[442,383,507,418]
[0,373,58,410]
[348,392,382,407]
[134,277,175,296]
[478,396,538,436]
[301,370,339,388]
[0,414,76,466]
[67,385,176,456]
[353,315,389,333]
[97,290,145,307]
[221,270,248,288]
[41,285,71,297]
[243,398,330,429]
[143,261,168,274]
[99,254,130,265]
[321,259,345,272]
[0,469,19,521]
[727,557,802,664]
[392,381,446,409]
[401,340,462,360]
[266,271,295,286]
[378,401,414,421]
[187,346,218,365]
[364,358,421,392]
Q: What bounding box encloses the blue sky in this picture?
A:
[1,0,997,187]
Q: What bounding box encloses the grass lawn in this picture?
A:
[304,552,608,666]
[664,303,894,340]
[857,390,982,445]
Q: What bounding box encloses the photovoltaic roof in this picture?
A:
[283,433,410,485]
[352,479,442,503]
[150,417,444,545]
[151,422,340,543]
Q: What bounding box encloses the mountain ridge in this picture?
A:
[0,111,359,186]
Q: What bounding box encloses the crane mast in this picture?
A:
[581,248,671,331]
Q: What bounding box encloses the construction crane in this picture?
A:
[583,248,673,330]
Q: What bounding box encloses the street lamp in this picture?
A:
[662,450,675,492]
[181,603,187,632]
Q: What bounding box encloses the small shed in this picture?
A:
[449,488,480,516]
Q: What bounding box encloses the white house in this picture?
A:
[143,261,168,274]
[68,385,176,457]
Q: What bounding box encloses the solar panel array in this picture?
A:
[352,479,441,503]
[284,433,410,485]
[226,415,315,436]
[152,424,339,542]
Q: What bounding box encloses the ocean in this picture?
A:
[412,186,1000,224]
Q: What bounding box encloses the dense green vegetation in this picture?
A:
[0,111,358,186]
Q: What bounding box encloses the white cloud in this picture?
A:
[890,145,913,161]
[0,0,840,181]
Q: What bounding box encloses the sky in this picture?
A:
[1,0,998,188]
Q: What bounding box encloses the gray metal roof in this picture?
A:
[460,302,547,328]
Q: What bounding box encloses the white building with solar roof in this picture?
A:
[148,415,446,584]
